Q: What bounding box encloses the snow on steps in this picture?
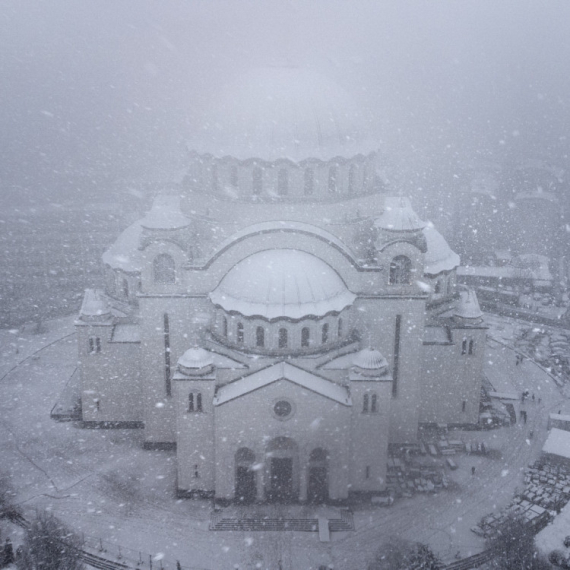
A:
[209,509,354,532]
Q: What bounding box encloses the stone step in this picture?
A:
[210,513,354,532]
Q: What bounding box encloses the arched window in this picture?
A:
[279,327,288,349]
[154,254,176,284]
[301,327,310,347]
[468,339,475,355]
[348,164,356,194]
[434,281,441,294]
[338,318,343,338]
[461,338,467,355]
[278,168,288,196]
[389,255,412,285]
[223,317,228,337]
[237,322,244,344]
[328,165,338,193]
[363,393,369,413]
[322,323,329,344]
[188,392,203,412]
[371,393,378,413]
[256,326,265,348]
[304,168,314,196]
[252,166,262,195]
[89,337,101,354]
[122,279,129,299]
[230,165,238,187]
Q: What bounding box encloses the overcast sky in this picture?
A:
[1,0,569,206]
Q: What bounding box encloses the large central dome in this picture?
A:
[209,249,356,320]
[191,67,377,162]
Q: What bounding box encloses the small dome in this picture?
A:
[454,289,483,320]
[80,289,111,321]
[423,223,460,275]
[209,249,356,320]
[353,348,388,370]
[374,197,426,232]
[190,67,378,162]
[178,347,213,370]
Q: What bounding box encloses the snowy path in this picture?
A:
[0,315,568,569]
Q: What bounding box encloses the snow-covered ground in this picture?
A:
[1,314,568,569]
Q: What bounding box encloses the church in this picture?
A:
[75,68,486,503]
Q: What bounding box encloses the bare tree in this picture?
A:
[17,511,84,570]
[486,515,550,570]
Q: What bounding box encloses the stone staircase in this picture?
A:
[209,509,354,532]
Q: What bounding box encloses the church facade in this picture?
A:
[75,68,486,503]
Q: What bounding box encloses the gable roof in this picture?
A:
[213,362,351,407]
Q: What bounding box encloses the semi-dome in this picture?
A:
[374,197,426,232]
[423,223,460,275]
[190,67,378,162]
[102,195,189,273]
[209,249,356,320]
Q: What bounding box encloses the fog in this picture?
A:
[1,0,569,207]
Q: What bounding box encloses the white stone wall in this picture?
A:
[77,323,142,423]
[420,326,486,425]
[349,379,391,492]
[213,379,352,501]
[174,376,216,493]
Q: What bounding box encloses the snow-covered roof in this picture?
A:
[542,428,570,460]
[454,288,483,320]
[536,497,570,558]
[188,67,378,162]
[102,220,143,272]
[423,223,460,275]
[209,249,356,320]
[214,361,351,406]
[80,289,111,318]
[423,326,452,345]
[140,195,190,230]
[111,324,141,343]
[549,413,570,423]
[320,350,360,370]
[208,220,357,267]
[374,197,426,232]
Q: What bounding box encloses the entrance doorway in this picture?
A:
[307,448,329,504]
[235,448,256,504]
[269,457,293,502]
[265,437,298,502]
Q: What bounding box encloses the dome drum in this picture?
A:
[211,306,354,356]
[187,151,377,202]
